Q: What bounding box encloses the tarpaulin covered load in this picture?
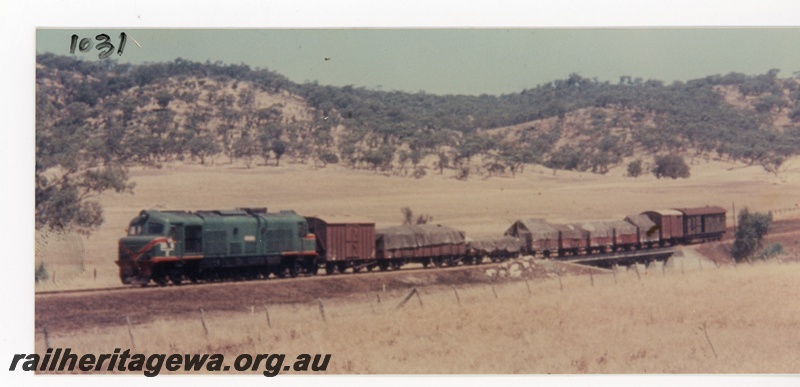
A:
[552,223,585,239]
[552,223,587,251]
[376,224,466,250]
[504,218,558,240]
[580,221,614,238]
[607,219,638,245]
[467,236,524,254]
[624,214,660,243]
[505,218,559,253]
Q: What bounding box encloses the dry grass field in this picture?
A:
[32,156,800,374]
[34,156,800,291]
[36,256,800,374]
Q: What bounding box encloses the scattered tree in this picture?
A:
[627,159,643,177]
[651,154,690,179]
[731,208,772,262]
[272,140,287,166]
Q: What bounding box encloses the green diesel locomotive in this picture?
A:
[117,208,317,286]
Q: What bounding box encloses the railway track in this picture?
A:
[563,247,676,267]
[34,257,504,299]
[35,245,678,299]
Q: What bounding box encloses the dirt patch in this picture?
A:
[35,261,557,333]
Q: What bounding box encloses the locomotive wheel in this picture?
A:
[154,275,169,287]
[169,274,182,286]
[325,263,335,275]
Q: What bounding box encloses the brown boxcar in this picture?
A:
[674,206,726,242]
[306,216,375,273]
[642,209,684,245]
[504,218,559,256]
[624,214,660,247]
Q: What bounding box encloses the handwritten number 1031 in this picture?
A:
[70,33,127,59]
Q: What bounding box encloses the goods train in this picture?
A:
[116,205,726,286]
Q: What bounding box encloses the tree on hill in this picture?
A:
[34,55,800,183]
[651,154,690,179]
[731,208,772,262]
[271,140,287,166]
[626,159,643,177]
[36,94,136,235]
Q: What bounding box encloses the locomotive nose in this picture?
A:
[117,237,160,285]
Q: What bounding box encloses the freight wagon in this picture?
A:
[117,204,726,286]
[306,216,376,274]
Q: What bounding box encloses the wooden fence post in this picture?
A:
[451,285,461,306]
[44,327,51,350]
[557,272,563,292]
[395,288,421,310]
[318,299,327,322]
[126,315,135,348]
[366,291,376,314]
[524,279,531,296]
[199,308,209,338]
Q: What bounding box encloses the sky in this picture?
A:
[36,28,800,96]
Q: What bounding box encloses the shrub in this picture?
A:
[731,208,772,262]
[319,150,339,165]
[651,154,690,179]
[35,261,49,283]
[626,159,643,177]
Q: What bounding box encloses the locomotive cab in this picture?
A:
[117,210,190,285]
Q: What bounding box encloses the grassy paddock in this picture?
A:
[38,257,800,374]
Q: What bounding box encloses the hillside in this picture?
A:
[35,54,800,234]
